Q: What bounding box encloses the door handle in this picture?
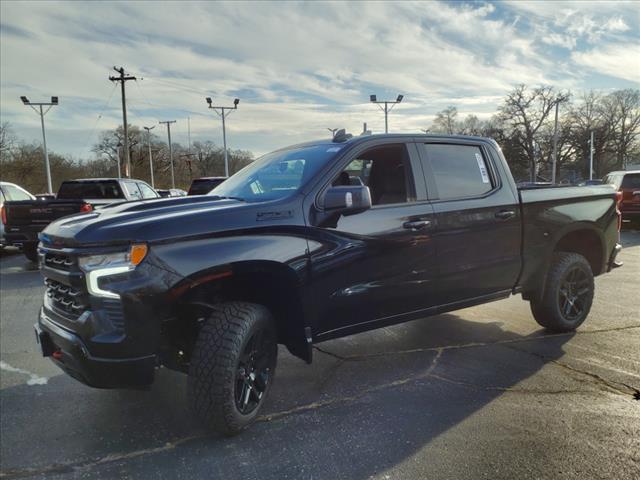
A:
[403,220,431,230]
[495,210,516,220]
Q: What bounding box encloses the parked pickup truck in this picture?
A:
[35,133,622,435]
[2,178,158,261]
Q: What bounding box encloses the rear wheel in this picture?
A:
[530,252,594,332]
[188,302,277,436]
[23,243,38,263]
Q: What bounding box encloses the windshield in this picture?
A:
[210,144,341,202]
[189,178,226,195]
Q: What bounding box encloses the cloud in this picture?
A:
[0,0,638,159]
[572,43,640,83]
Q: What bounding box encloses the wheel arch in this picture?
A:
[168,260,311,364]
[522,223,605,301]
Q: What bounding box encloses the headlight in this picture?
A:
[79,244,147,298]
[78,244,148,272]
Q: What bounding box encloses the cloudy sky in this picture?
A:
[1,0,638,159]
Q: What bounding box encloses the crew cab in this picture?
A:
[603,170,640,225]
[2,178,157,261]
[34,133,622,435]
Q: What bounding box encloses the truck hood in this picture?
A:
[40,195,267,247]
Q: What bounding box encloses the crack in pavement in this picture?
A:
[3,324,638,479]
[312,324,640,362]
[502,343,640,398]
[1,350,445,480]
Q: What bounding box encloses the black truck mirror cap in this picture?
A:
[322,185,372,216]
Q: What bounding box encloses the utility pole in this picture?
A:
[143,126,155,188]
[589,130,595,180]
[20,96,58,194]
[160,120,177,188]
[369,94,404,133]
[109,66,136,178]
[206,97,239,177]
[551,101,559,184]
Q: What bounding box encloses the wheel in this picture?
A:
[530,252,594,332]
[188,302,277,436]
[24,244,39,263]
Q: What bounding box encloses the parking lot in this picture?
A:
[0,230,638,479]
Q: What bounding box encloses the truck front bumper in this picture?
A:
[36,309,156,388]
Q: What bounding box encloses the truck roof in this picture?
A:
[283,133,500,152]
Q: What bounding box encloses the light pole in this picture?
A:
[20,95,58,194]
[115,142,122,178]
[206,97,239,177]
[143,126,155,188]
[159,120,177,188]
[551,100,559,184]
[369,94,403,133]
[588,131,595,180]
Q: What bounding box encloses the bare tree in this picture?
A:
[432,106,458,134]
[498,85,571,181]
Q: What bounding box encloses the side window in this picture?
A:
[333,144,414,206]
[4,185,32,201]
[424,144,493,200]
[138,182,157,199]
[123,181,142,200]
[621,174,640,189]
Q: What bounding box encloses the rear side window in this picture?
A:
[424,144,493,200]
[621,174,640,189]
[57,181,123,199]
[189,179,224,195]
[137,182,157,199]
[3,184,33,201]
[122,181,143,200]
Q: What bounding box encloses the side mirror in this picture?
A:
[322,185,372,216]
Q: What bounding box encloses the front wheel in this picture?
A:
[530,252,594,332]
[188,302,277,436]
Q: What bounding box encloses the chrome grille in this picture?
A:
[44,252,74,271]
[45,278,87,317]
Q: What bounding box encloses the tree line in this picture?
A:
[429,86,640,182]
[0,122,254,193]
[2,85,639,192]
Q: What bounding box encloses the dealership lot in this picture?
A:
[1,231,639,480]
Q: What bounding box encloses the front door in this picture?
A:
[307,141,438,340]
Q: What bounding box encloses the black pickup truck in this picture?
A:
[2,178,158,261]
[35,133,622,435]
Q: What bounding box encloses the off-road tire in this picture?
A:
[530,252,594,332]
[188,302,277,436]
[24,243,38,263]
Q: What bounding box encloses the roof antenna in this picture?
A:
[332,129,353,143]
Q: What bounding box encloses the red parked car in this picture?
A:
[603,170,640,225]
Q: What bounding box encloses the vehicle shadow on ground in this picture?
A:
[0,313,574,479]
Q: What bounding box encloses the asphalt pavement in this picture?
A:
[1,231,639,479]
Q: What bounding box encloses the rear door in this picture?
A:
[417,140,521,305]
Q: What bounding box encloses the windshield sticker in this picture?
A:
[475,153,490,184]
[326,147,342,152]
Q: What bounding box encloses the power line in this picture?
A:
[81,83,118,155]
